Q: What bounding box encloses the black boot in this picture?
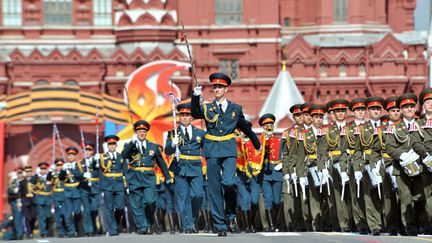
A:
[228,216,239,233]
[74,213,83,237]
[249,204,258,233]
[243,211,251,233]
[176,212,183,233]
[168,212,175,234]
[153,212,162,235]
[90,210,98,235]
[114,209,124,234]
[265,209,275,232]
[273,204,282,232]
[201,210,210,233]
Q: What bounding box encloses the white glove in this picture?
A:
[171,135,179,148]
[10,172,18,181]
[83,172,92,179]
[132,134,138,144]
[385,165,394,176]
[36,167,41,176]
[299,177,308,186]
[274,163,283,171]
[94,154,100,161]
[283,174,290,181]
[101,192,104,198]
[290,172,298,182]
[102,142,109,154]
[354,171,363,181]
[126,188,130,194]
[371,167,380,177]
[49,164,56,172]
[340,171,349,184]
[193,86,202,96]
[400,151,409,161]
[321,168,329,179]
[423,154,432,164]
[63,163,70,170]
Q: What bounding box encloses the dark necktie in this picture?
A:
[219,103,224,114]
[185,128,190,142]
[141,143,146,154]
[407,122,411,130]
[374,122,378,129]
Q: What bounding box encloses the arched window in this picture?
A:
[320,64,327,77]
[339,64,346,77]
[35,80,49,85]
[64,80,78,86]
[334,0,348,22]
[359,64,366,77]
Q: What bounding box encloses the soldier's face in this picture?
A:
[303,113,312,125]
[67,153,76,162]
[368,107,382,120]
[263,123,274,132]
[333,109,346,122]
[212,84,227,99]
[108,143,117,152]
[401,104,416,119]
[179,113,192,127]
[388,108,401,122]
[353,108,366,120]
[85,148,93,158]
[293,113,303,125]
[423,100,432,114]
[136,129,147,141]
[312,114,323,127]
[40,168,48,175]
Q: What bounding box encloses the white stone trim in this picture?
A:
[79,81,100,86]
[181,24,281,30]
[281,24,391,35]
[175,38,281,44]
[13,81,33,86]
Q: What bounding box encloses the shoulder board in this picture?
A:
[384,124,394,134]
[296,132,304,141]
[423,119,432,129]
[408,122,420,132]
[377,125,385,129]
[302,129,310,134]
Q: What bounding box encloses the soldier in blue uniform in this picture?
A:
[77,141,100,236]
[98,135,126,236]
[31,162,53,238]
[49,158,73,238]
[121,120,172,235]
[19,165,37,238]
[165,103,206,233]
[7,167,24,240]
[191,73,261,236]
[60,147,81,237]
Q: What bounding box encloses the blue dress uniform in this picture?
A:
[258,114,284,232]
[191,73,261,235]
[165,103,206,233]
[59,147,81,237]
[121,120,172,235]
[99,135,126,236]
[30,162,53,237]
[50,159,74,238]
[7,167,24,240]
[77,141,100,236]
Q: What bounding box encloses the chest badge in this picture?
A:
[196,136,201,143]
[232,112,236,119]
[149,149,155,156]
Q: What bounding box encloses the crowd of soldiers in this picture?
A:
[4,72,432,239]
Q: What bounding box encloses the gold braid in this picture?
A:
[345,126,356,148]
[360,125,373,148]
[100,154,112,173]
[303,131,317,154]
[377,127,386,150]
[326,126,339,148]
[393,123,410,145]
[202,103,219,123]
[285,130,291,150]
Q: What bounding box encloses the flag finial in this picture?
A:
[281,61,286,71]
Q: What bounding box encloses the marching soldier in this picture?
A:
[165,103,205,234]
[358,97,385,236]
[121,120,172,235]
[7,167,24,240]
[381,96,401,235]
[258,114,283,232]
[60,147,81,237]
[235,129,262,233]
[31,162,53,238]
[385,93,424,236]
[99,135,126,236]
[411,88,432,234]
[321,99,351,232]
[282,104,304,232]
[19,165,37,238]
[341,98,368,234]
[50,158,73,238]
[77,141,100,236]
[191,73,261,236]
